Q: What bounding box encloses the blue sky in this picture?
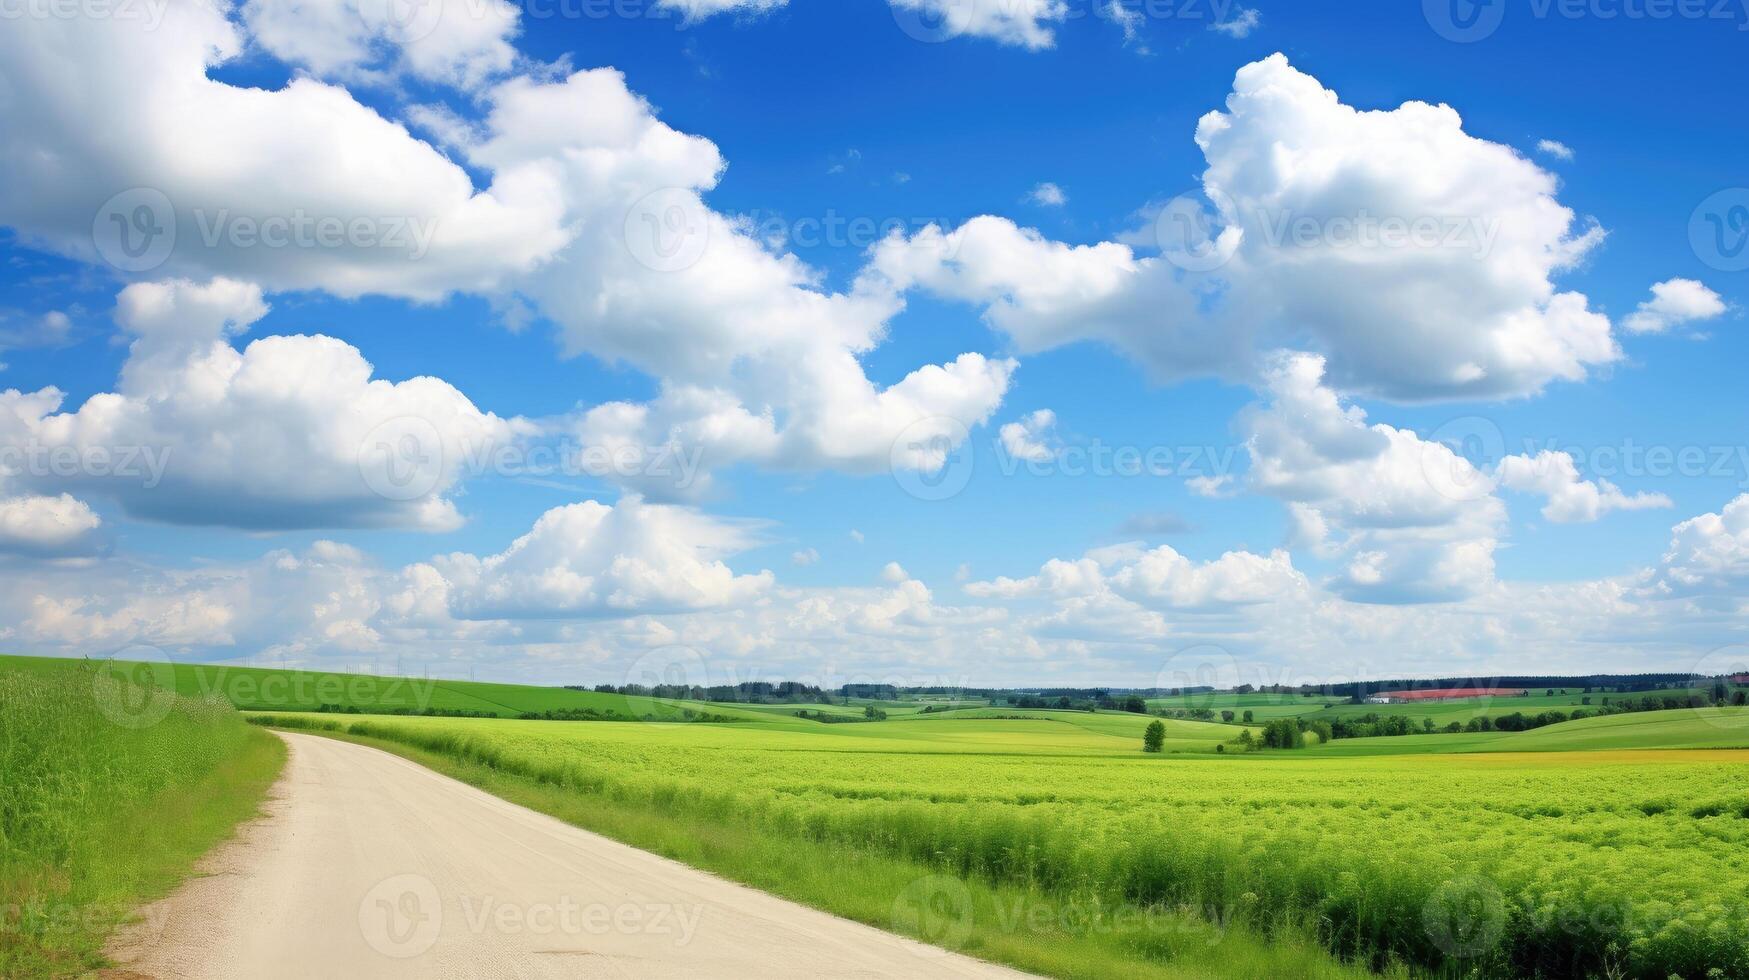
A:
[0,0,1744,686]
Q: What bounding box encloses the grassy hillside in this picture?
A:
[0,659,283,976]
[0,655,791,724]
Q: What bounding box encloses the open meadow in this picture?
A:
[10,652,1749,978]
[252,698,1749,979]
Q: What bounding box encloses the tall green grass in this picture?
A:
[1,660,284,976]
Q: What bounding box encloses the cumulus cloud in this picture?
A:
[453,67,1013,488]
[1495,450,1671,523]
[870,54,1619,402]
[3,279,517,531]
[1241,352,1505,602]
[0,492,104,558]
[1650,494,1749,598]
[241,0,522,89]
[998,409,1058,462]
[0,5,569,299]
[1622,278,1728,334]
[0,13,1012,497]
[888,0,1071,49]
[438,497,773,619]
[1109,546,1305,608]
[966,544,1305,610]
[1236,353,1672,600]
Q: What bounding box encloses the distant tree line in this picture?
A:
[314,703,497,718]
[579,681,835,704]
[1311,673,1708,700]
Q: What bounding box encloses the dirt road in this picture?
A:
[107,730,1027,979]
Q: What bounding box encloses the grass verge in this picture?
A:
[0,661,285,977]
[259,717,1392,980]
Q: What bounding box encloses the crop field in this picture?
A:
[253,705,1749,979]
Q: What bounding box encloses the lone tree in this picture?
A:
[1142,720,1166,753]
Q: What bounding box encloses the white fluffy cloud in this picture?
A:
[4,279,517,531]
[241,0,522,89]
[872,54,1619,402]
[1651,494,1749,598]
[456,67,1013,485]
[0,492,104,557]
[436,497,774,619]
[1236,353,1674,600]
[0,12,1013,499]
[967,543,1307,610]
[888,0,1070,49]
[0,6,569,299]
[1241,353,1504,602]
[1495,450,1671,523]
[1623,278,1727,334]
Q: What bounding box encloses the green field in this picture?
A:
[10,652,1749,978]
[250,703,1749,979]
[0,659,283,976]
